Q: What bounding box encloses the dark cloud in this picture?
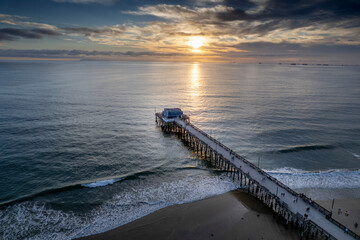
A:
[0,49,188,58]
[0,26,124,42]
[0,1,359,63]
[0,28,60,41]
[206,0,360,37]
[0,33,14,41]
[62,26,125,36]
[216,8,250,21]
[53,0,114,4]
[264,0,360,18]
[217,0,360,21]
[126,1,360,39]
[0,28,42,41]
[222,0,256,9]
[32,28,61,36]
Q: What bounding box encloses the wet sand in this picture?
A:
[297,188,360,235]
[77,190,300,240]
[316,198,360,236]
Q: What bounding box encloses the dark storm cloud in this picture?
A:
[0,28,60,41]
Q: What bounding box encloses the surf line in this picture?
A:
[155,108,359,240]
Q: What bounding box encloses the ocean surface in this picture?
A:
[0,61,359,239]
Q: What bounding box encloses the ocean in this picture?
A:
[0,61,359,239]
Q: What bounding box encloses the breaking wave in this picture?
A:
[266,167,360,189]
[0,169,157,207]
[0,173,237,240]
[81,178,124,188]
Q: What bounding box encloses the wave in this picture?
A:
[0,201,85,240]
[176,165,205,171]
[265,167,360,189]
[274,144,335,154]
[351,152,360,159]
[0,169,158,207]
[75,173,237,238]
[0,173,237,240]
[2,166,360,239]
[81,178,124,188]
[0,184,84,208]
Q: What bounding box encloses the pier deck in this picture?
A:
[156,112,358,240]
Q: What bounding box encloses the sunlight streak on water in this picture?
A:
[0,61,359,239]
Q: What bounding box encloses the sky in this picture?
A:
[0,0,359,63]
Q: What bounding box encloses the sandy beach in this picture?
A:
[316,198,360,236]
[296,188,360,236]
[76,189,360,240]
[77,190,300,240]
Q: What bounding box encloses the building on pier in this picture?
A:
[162,108,183,118]
[155,109,360,240]
[158,108,190,124]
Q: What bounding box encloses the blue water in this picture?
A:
[0,61,359,239]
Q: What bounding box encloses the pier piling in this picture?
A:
[155,111,359,240]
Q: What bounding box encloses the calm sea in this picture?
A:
[0,61,359,239]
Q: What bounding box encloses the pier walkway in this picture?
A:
[156,112,359,240]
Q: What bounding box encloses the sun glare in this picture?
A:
[187,36,205,50]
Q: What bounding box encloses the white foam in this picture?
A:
[0,173,237,240]
[351,152,360,159]
[266,168,360,189]
[265,167,306,174]
[0,201,89,240]
[7,168,359,239]
[82,178,124,188]
[74,173,237,238]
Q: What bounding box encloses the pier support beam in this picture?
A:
[154,113,354,240]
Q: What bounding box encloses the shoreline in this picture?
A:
[75,189,360,240]
[76,190,301,240]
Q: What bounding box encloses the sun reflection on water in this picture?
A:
[187,63,205,120]
[190,63,200,92]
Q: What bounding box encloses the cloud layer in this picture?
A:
[0,28,60,41]
[0,0,359,62]
[52,0,114,4]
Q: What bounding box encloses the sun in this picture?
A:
[187,36,205,50]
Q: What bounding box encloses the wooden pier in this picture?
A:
[155,112,359,240]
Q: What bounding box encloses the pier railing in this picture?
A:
[156,113,359,240]
[185,121,360,240]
